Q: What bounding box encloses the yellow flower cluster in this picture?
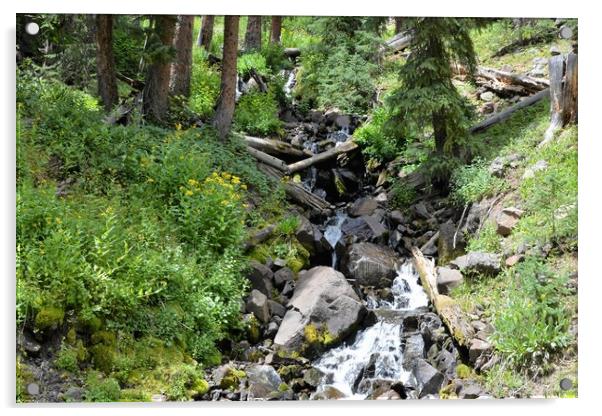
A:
[180,172,247,203]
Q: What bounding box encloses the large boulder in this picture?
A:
[245,365,285,400]
[247,261,274,297]
[296,215,328,255]
[274,267,366,352]
[341,216,388,244]
[412,359,445,398]
[438,221,465,265]
[436,267,464,295]
[450,252,501,276]
[341,242,399,288]
[246,289,271,323]
[348,197,378,217]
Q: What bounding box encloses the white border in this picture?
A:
[2,1,600,415]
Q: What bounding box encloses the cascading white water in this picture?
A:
[301,166,318,192]
[312,263,429,399]
[323,211,348,268]
[284,70,296,98]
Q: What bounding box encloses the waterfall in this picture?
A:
[284,70,296,98]
[312,263,429,399]
[323,211,348,268]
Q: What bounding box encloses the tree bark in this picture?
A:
[246,146,290,173]
[245,16,262,51]
[213,15,240,140]
[95,15,119,111]
[394,17,403,34]
[562,52,578,125]
[411,247,475,347]
[244,135,312,158]
[170,15,194,97]
[270,16,282,44]
[142,15,177,122]
[197,15,214,50]
[475,66,549,96]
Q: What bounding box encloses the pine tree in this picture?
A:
[95,14,118,111]
[386,17,478,187]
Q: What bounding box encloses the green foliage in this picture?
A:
[84,372,121,402]
[467,222,502,253]
[166,364,209,401]
[450,160,508,204]
[354,106,401,164]
[112,16,146,79]
[386,18,478,184]
[490,257,572,371]
[237,52,270,78]
[189,49,221,119]
[260,43,293,73]
[55,345,80,373]
[234,90,283,136]
[276,215,300,236]
[389,181,417,209]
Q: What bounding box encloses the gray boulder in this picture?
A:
[341,242,399,288]
[245,365,284,400]
[436,267,464,294]
[295,215,328,255]
[495,207,524,237]
[348,197,378,217]
[273,267,295,289]
[450,252,501,276]
[268,300,287,318]
[341,215,388,244]
[412,359,445,398]
[246,289,271,323]
[469,338,492,364]
[247,261,274,297]
[274,267,366,352]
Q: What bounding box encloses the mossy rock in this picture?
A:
[303,323,337,352]
[193,378,210,396]
[456,363,473,379]
[119,388,152,402]
[77,315,103,333]
[439,382,458,399]
[34,306,64,331]
[89,344,116,374]
[90,331,117,347]
[220,368,247,390]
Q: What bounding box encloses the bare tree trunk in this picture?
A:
[245,16,262,51]
[394,17,403,33]
[95,14,118,111]
[213,16,240,140]
[562,52,578,125]
[143,15,177,122]
[170,15,194,97]
[197,15,214,50]
[270,16,282,44]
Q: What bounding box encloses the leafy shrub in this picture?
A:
[260,43,293,73]
[450,160,508,204]
[189,50,221,119]
[84,372,121,402]
[389,181,417,209]
[354,106,401,163]
[112,17,145,79]
[237,52,270,78]
[467,222,502,253]
[55,345,80,373]
[491,257,572,371]
[234,90,283,136]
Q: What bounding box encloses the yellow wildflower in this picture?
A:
[185,190,194,197]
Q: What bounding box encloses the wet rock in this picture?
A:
[246,289,271,323]
[295,215,323,255]
[274,267,366,352]
[341,242,399,288]
[412,359,445,398]
[336,168,361,194]
[273,267,295,290]
[312,385,346,400]
[341,215,388,244]
[433,349,457,381]
[469,338,492,364]
[268,300,287,318]
[436,267,464,295]
[246,365,284,400]
[401,333,425,369]
[349,197,378,217]
[335,114,351,129]
[303,368,325,387]
[496,207,524,237]
[450,252,501,276]
[247,261,274,298]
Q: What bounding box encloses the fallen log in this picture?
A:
[469,88,549,134]
[383,31,413,53]
[411,246,475,347]
[257,163,333,215]
[287,141,358,174]
[249,68,268,93]
[491,30,556,58]
[244,135,313,158]
[246,146,290,173]
[476,66,549,95]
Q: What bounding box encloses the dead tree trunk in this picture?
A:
[394,17,403,34]
[197,15,214,50]
[244,135,312,158]
[270,16,282,44]
[245,16,262,51]
[540,52,578,147]
[95,14,119,111]
[170,15,194,97]
[412,247,475,347]
[213,16,239,140]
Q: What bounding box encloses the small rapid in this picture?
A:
[323,211,348,268]
[312,262,429,399]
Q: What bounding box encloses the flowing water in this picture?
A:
[312,263,429,399]
[323,211,348,268]
[284,70,296,98]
